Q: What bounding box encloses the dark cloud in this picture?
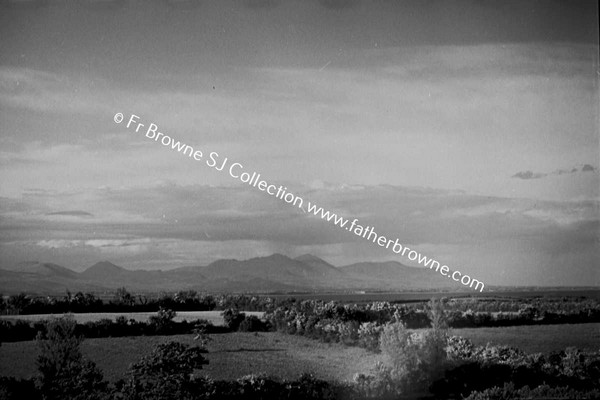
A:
[46,210,93,217]
[512,164,598,180]
[582,164,597,172]
[512,171,547,180]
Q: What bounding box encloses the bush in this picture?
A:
[221,309,246,331]
[286,373,337,400]
[0,377,40,400]
[238,315,269,332]
[465,382,600,400]
[378,321,448,395]
[148,308,177,334]
[357,322,384,351]
[236,373,280,399]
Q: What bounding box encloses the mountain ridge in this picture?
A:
[0,254,459,294]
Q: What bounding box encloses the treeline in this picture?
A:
[2,290,599,329]
[0,308,269,343]
[263,298,600,350]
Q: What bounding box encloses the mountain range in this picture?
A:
[0,254,462,294]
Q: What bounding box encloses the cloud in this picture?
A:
[512,171,547,180]
[582,164,597,172]
[46,210,93,217]
[512,164,599,180]
[36,240,80,249]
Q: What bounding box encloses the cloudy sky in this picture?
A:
[0,0,598,287]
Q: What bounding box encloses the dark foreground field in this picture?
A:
[1,323,598,382]
[0,331,381,382]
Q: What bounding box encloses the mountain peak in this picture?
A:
[82,261,126,277]
[295,254,328,263]
[294,254,336,268]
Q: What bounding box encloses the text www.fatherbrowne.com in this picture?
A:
[115,112,485,292]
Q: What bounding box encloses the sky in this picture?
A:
[0,0,598,287]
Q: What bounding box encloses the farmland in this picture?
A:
[0,331,381,382]
[1,292,599,399]
[1,321,598,382]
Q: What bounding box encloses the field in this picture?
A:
[451,323,600,353]
[0,331,382,382]
[1,323,598,382]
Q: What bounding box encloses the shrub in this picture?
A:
[238,315,269,332]
[445,335,477,361]
[148,307,177,334]
[237,373,280,398]
[221,308,246,331]
[358,322,384,352]
[286,373,337,400]
[0,377,40,400]
[338,321,360,346]
[465,382,600,400]
[378,321,448,394]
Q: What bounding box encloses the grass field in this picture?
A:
[0,311,264,326]
[451,323,600,353]
[0,332,381,382]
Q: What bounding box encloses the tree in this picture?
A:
[113,287,135,307]
[427,297,448,331]
[121,341,208,400]
[221,308,246,331]
[378,317,449,395]
[7,293,29,315]
[36,317,105,400]
[425,297,449,374]
[148,307,176,334]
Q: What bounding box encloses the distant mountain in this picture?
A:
[294,254,337,272]
[198,254,348,287]
[81,261,127,280]
[5,261,78,278]
[0,263,101,294]
[0,254,459,294]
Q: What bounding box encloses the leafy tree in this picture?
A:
[221,308,246,331]
[7,293,29,315]
[121,341,208,400]
[378,320,449,395]
[36,317,105,400]
[238,315,268,332]
[148,307,177,333]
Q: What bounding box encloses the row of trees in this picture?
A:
[0,308,272,343]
